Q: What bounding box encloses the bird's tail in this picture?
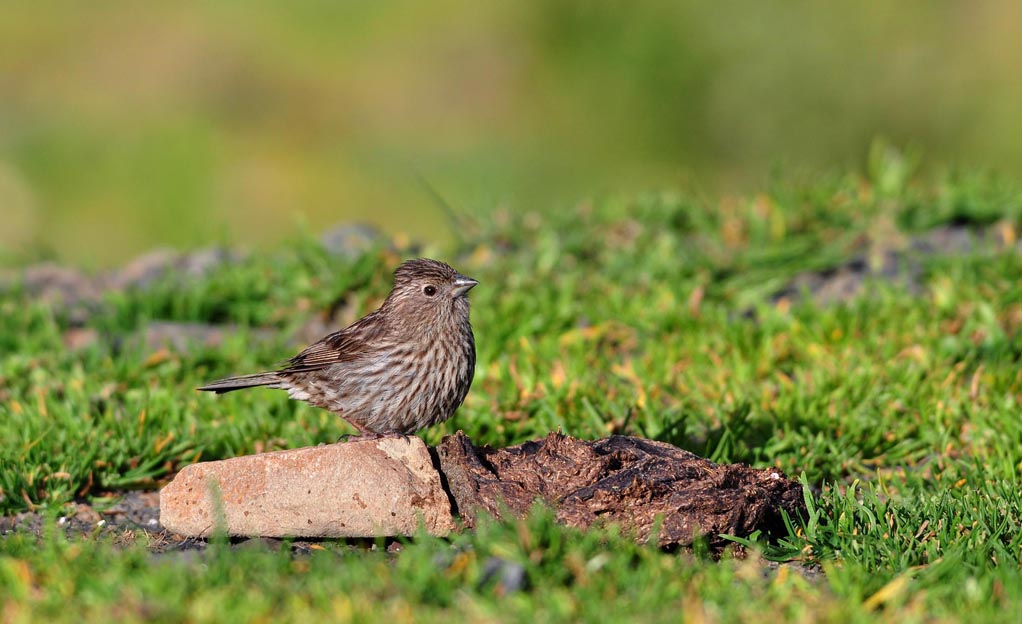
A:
[196,372,282,394]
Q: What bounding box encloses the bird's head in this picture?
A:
[385,258,478,326]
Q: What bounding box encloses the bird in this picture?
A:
[197,258,478,437]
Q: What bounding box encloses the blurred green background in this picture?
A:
[2,0,1021,267]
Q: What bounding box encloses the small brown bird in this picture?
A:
[197,258,478,436]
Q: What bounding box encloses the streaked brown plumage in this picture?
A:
[197,258,478,436]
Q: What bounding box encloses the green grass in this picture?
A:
[2,164,1022,621]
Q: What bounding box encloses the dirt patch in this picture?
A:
[1,492,171,549]
[0,491,406,558]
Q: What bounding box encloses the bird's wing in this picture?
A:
[282,310,388,373]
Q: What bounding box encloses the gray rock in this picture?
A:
[159,437,456,538]
[105,247,239,291]
[138,321,274,353]
[4,247,242,326]
[20,262,101,309]
[480,557,528,594]
[319,223,384,258]
[772,221,1021,307]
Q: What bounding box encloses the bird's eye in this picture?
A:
[423,285,437,297]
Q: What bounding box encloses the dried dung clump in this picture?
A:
[437,432,805,549]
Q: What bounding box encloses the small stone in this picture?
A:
[159,437,455,538]
[480,557,527,594]
[71,503,102,524]
[64,327,100,351]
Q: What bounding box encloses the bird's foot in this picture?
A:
[336,431,412,443]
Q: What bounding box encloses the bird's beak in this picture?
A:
[452,274,479,296]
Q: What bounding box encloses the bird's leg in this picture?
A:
[336,418,377,443]
[335,418,409,443]
[336,431,410,443]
